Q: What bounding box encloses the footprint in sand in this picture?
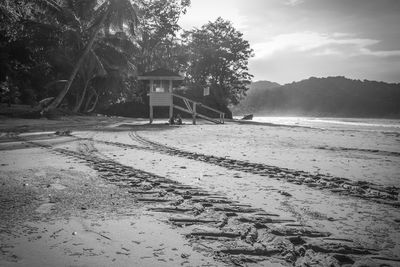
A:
[35,203,55,214]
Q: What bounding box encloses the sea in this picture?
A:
[249,116,400,133]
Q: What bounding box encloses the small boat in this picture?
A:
[241,114,253,120]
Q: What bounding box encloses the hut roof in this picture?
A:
[138,68,184,80]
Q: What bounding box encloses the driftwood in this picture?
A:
[169,217,220,223]
[192,198,234,204]
[371,256,400,262]
[135,198,170,202]
[128,190,161,195]
[219,248,280,256]
[238,216,295,224]
[305,242,371,255]
[270,228,331,238]
[188,231,240,238]
[148,207,192,213]
[214,206,259,213]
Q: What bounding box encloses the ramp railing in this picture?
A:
[172,93,225,124]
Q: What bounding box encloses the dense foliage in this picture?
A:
[0,0,252,116]
[233,77,400,117]
[181,18,253,112]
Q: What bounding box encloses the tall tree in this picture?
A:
[183,17,254,107]
[72,50,106,112]
[88,33,138,111]
[137,0,190,72]
[42,0,139,111]
[0,0,39,105]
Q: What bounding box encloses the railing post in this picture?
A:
[192,102,197,125]
[149,105,153,124]
[169,105,173,122]
[169,93,174,123]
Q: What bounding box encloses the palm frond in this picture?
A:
[89,49,107,77]
[105,0,139,33]
[47,48,75,74]
[44,79,67,89]
[34,0,63,14]
[0,3,20,22]
[126,60,136,77]
[62,28,85,50]
[88,1,109,33]
[33,0,81,29]
[94,42,129,70]
[102,33,139,55]
[64,0,97,21]
[22,20,63,47]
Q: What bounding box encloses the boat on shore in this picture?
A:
[241,114,253,120]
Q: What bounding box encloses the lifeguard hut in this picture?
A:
[138,68,225,124]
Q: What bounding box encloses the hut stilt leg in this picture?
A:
[192,103,197,125]
[169,104,173,121]
[149,105,153,124]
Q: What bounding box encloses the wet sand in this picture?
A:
[1,116,399,266]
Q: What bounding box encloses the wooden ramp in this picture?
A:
[172,94,225,124]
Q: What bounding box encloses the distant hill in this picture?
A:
[246,81,281,95]
[232,77,400,117]
[231,81,280,115]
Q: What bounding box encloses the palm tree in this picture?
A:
[40,0,138,111]
[83,87,99,112]
[72,49,106,112]
[72,31,138,113]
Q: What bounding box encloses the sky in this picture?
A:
[178,0,400,84]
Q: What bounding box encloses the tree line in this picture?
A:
[0,0,253,116]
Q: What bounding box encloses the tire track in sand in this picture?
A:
[129,132,399,207]
[13,133,398,267]
[63,131,399,207]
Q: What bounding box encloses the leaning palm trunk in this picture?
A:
[84,88,96,112]
[83,91,94,112]
[46,11,109,111]
[86,89,99,113]
[73,79,90,112]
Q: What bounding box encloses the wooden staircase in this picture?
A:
[172,93,225,124]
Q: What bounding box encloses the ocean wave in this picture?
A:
[251,116,400,132]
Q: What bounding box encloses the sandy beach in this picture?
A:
[1,116,399,266]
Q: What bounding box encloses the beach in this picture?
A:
[1,116,399,266]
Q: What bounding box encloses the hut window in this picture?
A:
[152,80,170,92]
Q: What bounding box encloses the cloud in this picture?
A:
[359,48,400,57]
[252,31,400,59]
[179,0,248,31]
[284,0,304,6]
[180,0,400,83]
